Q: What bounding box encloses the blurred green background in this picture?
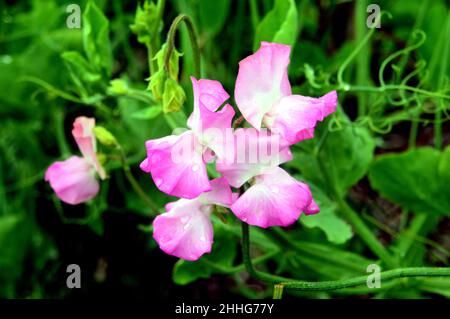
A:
[0,0,449,299]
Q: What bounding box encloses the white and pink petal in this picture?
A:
[235,42,292,129]
[45,156,99,205]
[216,128,292,188]
[140,131,211,199]
[153,199,214,261]
[266,91,338,145]
[230,167,313,228]
[72,116,106,179]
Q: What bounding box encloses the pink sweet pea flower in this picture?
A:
[72,116,106,179]
[215,127,319,228]
[140,77,235,199]
[45,117,105,205]
[235,41,337,145]
[45,156,99,205]
[216,128,292,188]
[152,177,234,261]
[230,166,318,228]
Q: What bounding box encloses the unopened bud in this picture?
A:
[93,126,118,147]
[162,79,185,113]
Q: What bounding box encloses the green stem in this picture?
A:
[335,195,398,268]
[241,223,292,283]
[434,12,450,150]
[249,0,260,32]
[241,222,450,299]
[355,0,371,116]
[316,156,398,268]
[118,147,159,214]
[164,14,201,78]
[278,267,450,292]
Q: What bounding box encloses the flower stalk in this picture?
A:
[164,14,201,78]
[241,222,450,299]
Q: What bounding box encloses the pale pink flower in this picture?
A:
[140,77,235,199]
[152,178,234,261]
[235,41,337,145]
[45,117,105,205]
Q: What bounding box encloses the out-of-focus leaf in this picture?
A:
[173,259,210,285]
[253,0,298,51]
[419,278,450,298]
[198,0,230,38]
[61,51,102,95]
[83,1,112,76]
[290,115,375,195]
[288,239,375,280]
[131,105,162,120]
[299,183,353,244]
[0,214,30,283]
[368,147,450,216]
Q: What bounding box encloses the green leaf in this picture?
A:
[290,115,375,195]
[83,1,112,76]
[198,0,230,38]
[0,214,30,282]
[130,105,162,120]
[253,0,298,51]
[299,184,353,244]
[289,240,376,280]
[173,259,211,285]
[419,278,450,298]
[61,51,102,96]
[368,147,450,216]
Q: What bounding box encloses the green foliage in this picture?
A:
[291,115,376,196]
[173,227,237,285]
[82,1,112,77]
[197,0,230,39]
[300,184,353,244]
[1,0,450,299]
[254,0,298,50]
[369,147,450,217]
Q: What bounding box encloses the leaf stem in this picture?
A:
[118,146,158,214]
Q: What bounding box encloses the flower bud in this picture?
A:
[130,0,160,44]
[148,69,166,101]
[153,44,182,80]
[162,78,186,113]
[93,126,118,148]
[107,79,128,95]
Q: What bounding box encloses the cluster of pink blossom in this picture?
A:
[44,42,337,261]
[140,42,337,260]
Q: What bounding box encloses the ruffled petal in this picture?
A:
[153,199,214,261]
[235,42,291,129]
[193,102,235,162]
[216,128,292,188]
[266,91,338,145]
[305,199,320,215]
[199,177,234,207]
[45,156,99,205]
[230,167,313,228]
[187,77,230,131]
[139,131,211,199]
[72,116,106,179]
